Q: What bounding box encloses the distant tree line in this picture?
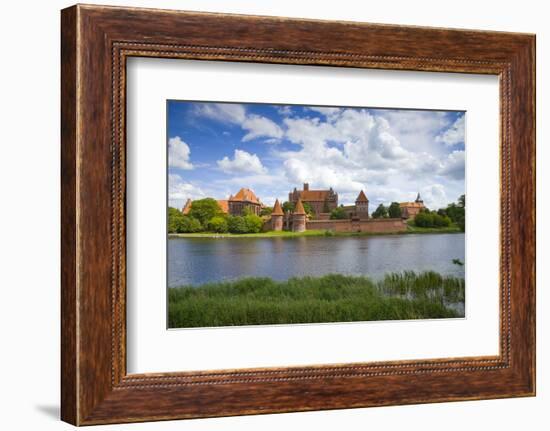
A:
[371,202,402,219]
[413,194,465,230]
[369,195,465,231]
[413,210,452,228]
[168,198,264,234]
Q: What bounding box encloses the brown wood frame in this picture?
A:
[61,4,536,426]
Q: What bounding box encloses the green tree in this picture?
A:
[179,215,202,233]
[372,203,388,219]
[414,211,434,227]
[456,215,465,231]
[432,213,451,227]
[227,216,248,234]
[188,198,223,226]
[388,202,402,218]
[444,195,465,231]
[302,202,314,217]
[413,209,452,229]
[168,207,184,233]
[207,216,228,233]
[282,201,294,213]
[330,206,348,220]
[260,206,273,216]
[282,201,314,217]
[244,214,263,233]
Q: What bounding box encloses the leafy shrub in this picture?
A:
[227,216,248,234]
[414,211,434,227]
[433,214,451,227]
[243,214,263,233]
[414,211,451,228]
[226,214,264,233]
[207,216,228,233]
[178,215,202,233]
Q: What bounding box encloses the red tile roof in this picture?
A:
[272,199,284,215]
[294,199,306,215]
[229,188,261,204]
[298,190,332,201]
[182,199,192,214]
[356,190,369,202]
[399,202,425,209]
[182,199,229,215]
[217,200,229,213]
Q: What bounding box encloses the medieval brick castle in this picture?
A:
[182,183,425,234]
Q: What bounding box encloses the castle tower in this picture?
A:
[355,190,369,219]
[415,193,423,204]
[292,199,307,232]
[182,198,192,214]
[271,199,284,231]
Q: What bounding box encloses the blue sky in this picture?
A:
[167,100,465,210]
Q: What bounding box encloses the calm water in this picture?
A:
[168,233,465,288]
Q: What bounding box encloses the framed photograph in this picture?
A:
[61,4,535,425]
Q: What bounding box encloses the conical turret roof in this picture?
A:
[272,199,284,215]
[356,190,369,202]
[294,199,306,215]
[182,198,192,214]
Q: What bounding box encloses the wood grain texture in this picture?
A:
[60,5,78,425]
[60,4,536,425]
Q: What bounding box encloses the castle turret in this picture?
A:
[355,190,369,219]
[182,198,192,214]
[292,199,307,232]
[271,199,284,231]
[415,193,423,204]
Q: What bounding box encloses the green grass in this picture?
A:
[168,271,465,328]
[169,230,330,238]
[169,225,463,239]
[405,220,462,234]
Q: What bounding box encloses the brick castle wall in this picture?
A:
[306,218,406,233]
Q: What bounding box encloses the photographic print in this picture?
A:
[167,101,466,329]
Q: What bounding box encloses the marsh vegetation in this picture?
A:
[168,271,465,328]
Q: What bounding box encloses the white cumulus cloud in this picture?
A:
[242,114,283,142]
[436,114,465,147]
[168,174,205,208]
[168,136,193,170]
[439,150,465,180]
[187,102,465,208]
[420,184,449,210]
[195,103,283,143]
[217,149,267,175]
[195,103,246,124]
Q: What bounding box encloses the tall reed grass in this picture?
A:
[168,271,464,328]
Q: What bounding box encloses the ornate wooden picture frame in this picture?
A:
[61,4,535,425]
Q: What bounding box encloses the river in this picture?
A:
[168,233,465,288]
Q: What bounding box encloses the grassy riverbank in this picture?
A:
[169,225,462,239]
[169,229,329,238]
[168,271,465,328]
[405,223,462,234]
